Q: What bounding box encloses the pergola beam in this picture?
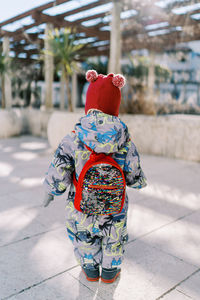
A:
[57,0,110,19]
[75,12,109,24]
[0,0,200,63]
[123,30,200,52]
[32,11,110,40]
[165,0,197,10]
[0,0,70,27]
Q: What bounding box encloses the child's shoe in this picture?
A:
[101,268,121,283]
[82,267,100,282]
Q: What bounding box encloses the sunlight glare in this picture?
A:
[140,183,200,210]
[20,177,43,187]
[3,147,13,153]
[0,162,13,177]
[12,152,38,161]
[172,3,200,15]
[44,0,98,16]
[30,232,75,274]
[0,206,37,231]
[65,3,112,22]
[20,142,47,150]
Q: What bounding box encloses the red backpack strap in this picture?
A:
[85,145,94,152]
[85,144,113,158]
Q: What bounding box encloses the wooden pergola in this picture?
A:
[1,0,200,63]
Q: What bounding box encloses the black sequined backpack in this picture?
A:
[73,146,126,215]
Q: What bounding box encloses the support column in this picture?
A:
[60,67,65,110]
[44,23,54,109]
[3,36,12,109]
[108,0,121,74]
[147,51,155,101]
[72,72,77,111]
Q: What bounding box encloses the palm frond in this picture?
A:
[42,27,84,75]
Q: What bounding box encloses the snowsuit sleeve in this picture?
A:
[43,135,75,195]
[124,141,147,189]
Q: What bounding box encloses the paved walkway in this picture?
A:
[0,136,200,300]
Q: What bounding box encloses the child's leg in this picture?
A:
[100,215,128,283]
[66,217,102,281]
[65,201,102,269]
[101,215,128,270]
[73,231,102,270]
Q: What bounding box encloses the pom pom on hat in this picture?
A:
[86,70,98,82]
[112,74,126,89]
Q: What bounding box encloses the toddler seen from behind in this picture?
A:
[43,70,147,283]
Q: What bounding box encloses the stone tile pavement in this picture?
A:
[0,136,199,300]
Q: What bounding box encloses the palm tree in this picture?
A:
[45,27,84,112]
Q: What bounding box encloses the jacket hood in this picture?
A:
[74,111,129,153]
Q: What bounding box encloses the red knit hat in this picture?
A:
[85,70,126,116]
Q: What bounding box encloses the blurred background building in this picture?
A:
[1,0,200,114]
